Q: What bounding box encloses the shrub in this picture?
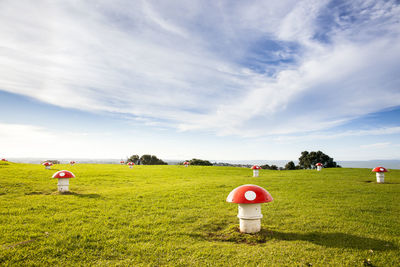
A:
[189,158,213,166]
[127,154,167,165]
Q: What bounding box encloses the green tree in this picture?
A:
[298,151,311,169]
[151,155,167,165]
[139,154,167,165]
[189,158,213,166]
[127,155,140,164]
[285,161,296,170]
[260,164,270,170]
[140,154,152,164]
[44,160,60,164]
[270,165,278,170]
[298,150,338,169]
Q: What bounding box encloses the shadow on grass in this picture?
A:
[205,226,396,250]
[362,180,400,184]
[51,191,101,198]
[265,230,395,250]
[25,191,52,195]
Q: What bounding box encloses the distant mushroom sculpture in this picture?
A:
[372,166,388,183]
[52,170,75,192]
[251,165,261,177]
[70,161,76,166]
[120,160,125,165]
[183,161,190,167]
[43,162,53,170]
[127,162,135,168]
[315,163,323,171]
[1,158,7,162]
[227,184,273,233]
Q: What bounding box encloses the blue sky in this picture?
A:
[0,0,399,161]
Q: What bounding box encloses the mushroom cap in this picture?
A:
[120,161,125,163]
[1,158,7,161]
[52,170,75,179]
[183,161,189,165]
[70,161,76,164]
[127,162,135,165]
[227,184,273,204]
[43,162,53,166]
[251,165,261,170]
[372,166,388,173]
[315,163,323,166]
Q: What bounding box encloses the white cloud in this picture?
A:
[0,123,55,141]
[0,122,124,158]
[277,0,328,44]
[0,0,399,137]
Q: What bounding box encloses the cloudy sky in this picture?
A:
[0,0,399,161]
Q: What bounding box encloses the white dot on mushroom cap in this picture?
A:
[244,190,256,201]
[59,172,65,177]
[380,168,384,171]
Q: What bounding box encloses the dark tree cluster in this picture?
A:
[188,158,213,166]
[43,160,60,164]
[284,161,296,170]
[297,151,340,169]
[127,155,140,164]
[260,164,278,170]
[127,154,167,165]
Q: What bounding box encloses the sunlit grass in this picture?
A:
[1,163,399,266]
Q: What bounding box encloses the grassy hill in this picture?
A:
[1,162,399,266]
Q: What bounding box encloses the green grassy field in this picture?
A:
[0,162,399,266]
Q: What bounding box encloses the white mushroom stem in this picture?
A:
[237,203,262,233]
[129,165,133,168]
[57,178,70,192]
[317,166,322,171]
[45,166,51,170]
[253,170,259,177]
[376,172,384,183]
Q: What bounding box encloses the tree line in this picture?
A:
[126,150,340,169]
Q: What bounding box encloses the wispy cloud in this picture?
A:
[273,126,400,143]
[0,0,399,137]
[360,142,390,149]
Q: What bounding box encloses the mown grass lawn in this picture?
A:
[0,162,399,266]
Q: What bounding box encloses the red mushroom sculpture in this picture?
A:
[1,158,7,162]
[52,170,75,192]
[120,160,125,165]
[70,161,76,166]
[227,184,273,233]
[127,162,135,168]
[372,166,388,183]
[251,165,261,177]
[183,161,190,167]
[315,163,323,171]
[43,162,53,170]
